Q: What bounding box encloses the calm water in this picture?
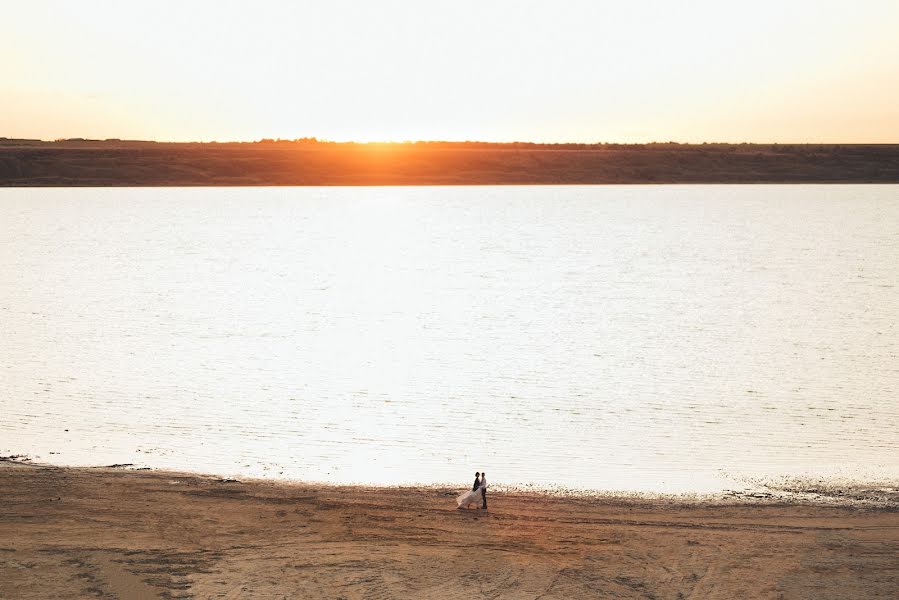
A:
[2,186,897,493]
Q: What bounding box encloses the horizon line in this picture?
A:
[4,136,899,146]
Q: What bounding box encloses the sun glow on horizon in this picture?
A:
[2,0,898,143]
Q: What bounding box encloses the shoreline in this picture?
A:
[2,462,897,598]
[4,455,897,508]
[4,456,897,509]
[3,141,899,186]
[6,181,899,188]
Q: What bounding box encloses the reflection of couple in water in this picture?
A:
[456,471,487,510]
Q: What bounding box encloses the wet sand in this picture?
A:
[1,462,897,599]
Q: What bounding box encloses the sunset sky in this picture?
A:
[2,0,898,143]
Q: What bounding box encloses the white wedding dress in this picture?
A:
[456,480,485,508]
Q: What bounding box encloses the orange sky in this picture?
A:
[2,0,898,143]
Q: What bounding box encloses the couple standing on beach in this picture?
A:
[456,471,487,510]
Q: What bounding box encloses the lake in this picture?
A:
[2,185,897,494]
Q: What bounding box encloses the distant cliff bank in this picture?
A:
[2,139,898,186]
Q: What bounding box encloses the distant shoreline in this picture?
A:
[3,139,898,186]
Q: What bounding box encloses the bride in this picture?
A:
[456,471,485,509]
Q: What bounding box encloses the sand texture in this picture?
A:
[1,462,897,599]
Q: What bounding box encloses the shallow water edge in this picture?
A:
[4,457,896,509]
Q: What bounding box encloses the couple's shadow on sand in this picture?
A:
[456,471,487,511]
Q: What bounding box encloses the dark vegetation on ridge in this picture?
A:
[1,138,898,185]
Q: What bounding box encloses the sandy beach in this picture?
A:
[1,462,896,599]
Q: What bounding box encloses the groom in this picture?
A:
[480,471,487,510]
